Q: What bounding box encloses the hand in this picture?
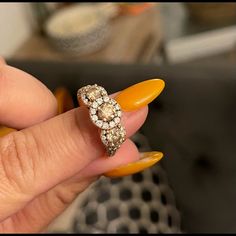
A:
[0,59,164,232]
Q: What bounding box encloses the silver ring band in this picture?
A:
[77,84,126,156]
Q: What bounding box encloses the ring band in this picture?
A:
[77,84,126,156]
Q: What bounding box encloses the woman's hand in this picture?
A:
[0,58,164,232]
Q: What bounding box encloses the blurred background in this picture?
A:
[1,2,236,234]
[2,2,236,64]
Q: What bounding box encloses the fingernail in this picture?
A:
[103,151,163,178]
[0,126,16,137]
[115,79,165,111]
[54,87,74,114]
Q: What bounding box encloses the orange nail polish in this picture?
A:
[104,151,163,178]
[54,87,74,114]
[0,126,16,137]
[115,79,165,111]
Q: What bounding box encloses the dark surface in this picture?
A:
[7,59,236,233]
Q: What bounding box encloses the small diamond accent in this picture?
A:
[97,98,103,105]
[115,104,120,110]
[96,120,103,127]
[117,111,122,116]
[114,117,120,124]
[92,101,98,108]
[90,108,96,115]
[102,122,109,129]
[109,121,115,128]
[102,90,107,96]
[101,135,107,144]
[111,100,116,105]
[103,96,109,102]
[91,115,98,121]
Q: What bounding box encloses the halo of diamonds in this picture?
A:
[100,125,126,156]
[89,97,122,130]
[77,84,108,106]
[77,84,126,157]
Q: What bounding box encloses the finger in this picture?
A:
[0,139,139,233]
[0,105,147,222]
[0,63,57,129]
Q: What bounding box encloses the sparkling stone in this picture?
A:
[111,100,116,105]
[102,122,109,129]
[91,115,98,121]
[92,101,98,108]
[96,120,103,127]
[97,98,103,105]
[114,117,120,124]
[90,108,96,114]
[115,104,120,110]
[101,135,107,143]
[97,103,115,121]
[117,111,122,116]
[86,87,101,101]
[103,96,109,102]
[109,121,115,128]
[102,90,107,95]
[82,94,86,100]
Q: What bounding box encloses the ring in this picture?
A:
[77,84,126,156]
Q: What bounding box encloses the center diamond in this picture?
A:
[86,87,101,101]
[97,103,115,121]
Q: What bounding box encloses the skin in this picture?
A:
[0,58,148,233]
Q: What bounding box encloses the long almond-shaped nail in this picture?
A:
[104,151,163,178]
[115,79,165,111]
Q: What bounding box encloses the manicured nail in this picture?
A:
[0,126,16,137]
[115,79,165,111]
[54,87,74,114]
[103,151,163,178]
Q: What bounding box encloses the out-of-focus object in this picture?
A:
[119,2,155,15]
[95,3,119,19]
[165,25,236,64]
[31,3,52,34]
[54,87,74,114]
[161,3,236,64]
[0,126,15,137]
[185,3,236,26]
[45,4,111,56]
[14,5,162,64]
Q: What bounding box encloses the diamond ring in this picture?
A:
[77,84,126,156]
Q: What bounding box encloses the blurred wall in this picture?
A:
[0,3,36,58]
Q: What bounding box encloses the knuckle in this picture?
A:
[54,180,92,206]
[0,131,36,194]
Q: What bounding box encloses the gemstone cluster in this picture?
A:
[77,84,126,156]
